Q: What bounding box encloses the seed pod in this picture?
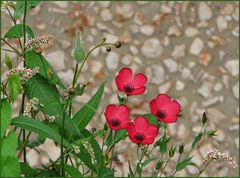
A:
[155,161,163,170]
[169,146,176,158]
[202,112,207,124]
[35,47,42,54]
[106,46,111,52]
[91,127,96,132]
[114,41,121,48]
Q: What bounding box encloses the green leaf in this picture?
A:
[74,83,87,96]
[207,130,217,137]
[105,130,113,146]
[73,82,105,132]
[155,134,171,153]
[25,51,65,88]
[11,116,71,148]
[24,75,80,137]
[0,99,12,139]
[4,53,12,69]
[191,132,202,149]
[117,94,128,105]
[14,1,41,20]
[20,162,39,176]
[7,73,21,102]
[142,157,158,167]
[56,164,83,177]
[98,167,115,177]
[142,114,158,125]
[4,24,34,39]
[74,31,85,63]
[176,156,193,171]
[1,131,18,158]
[114,129,127,143]
[0,157,20,177]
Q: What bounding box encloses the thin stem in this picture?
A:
[1,48,16,53]
[197,159,213,177]
[160,158,170,177]
[170,153,181,177]
[1,37,22,56]
[17,132,31,159]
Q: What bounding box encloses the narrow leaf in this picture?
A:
[25,51,65,88]
[7,73,21,102]
[4,53,12,69]
[114,129,127,143]
[191,132,202,149]
[0,99,12,139]
[1,131,18,158]
[176,156,193,171]
[4,24,34,39]
[11,116,71,148]
[14,1,41,20]
[73,82,105,132]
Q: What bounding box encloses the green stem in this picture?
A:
[1,37,22,56]
[17,131,31,159]
[160,158,170,177]
[197,159,213,177]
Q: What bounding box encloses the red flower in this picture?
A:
[127,116,158,145]
[115,67,148,95]
[149,94,181,123]
[104,104,130,130]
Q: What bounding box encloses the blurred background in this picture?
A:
[1,1,239,177]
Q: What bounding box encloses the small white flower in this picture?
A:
[73,145,80,154]
[48,116,55,122]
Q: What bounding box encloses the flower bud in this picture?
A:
[169,146,176,158]
[68,87,75,95]
[114,41,121,48]
[91,127,96,133]
[35,47,42,54]
[155,161,163,170]
[202,112,207,124]
[179,144,184,154]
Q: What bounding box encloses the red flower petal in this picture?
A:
[115,67,133,91]
[149,99,158,115]
[132,73,148,89]
[165,100,181,115]
[158,114,178,123]
[130,86,146,95]
[156,94,171,108]
[120,119,131,129]
[145,125,158,138]
[127,123,136,138]
[116,105,130,120]
[104,104,117,121]
[134,116,149,132]
[141,136,155,145]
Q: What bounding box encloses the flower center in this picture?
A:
[111,119,120,127]
[157,111,165,118]
[135,133,144,141]
[124,84,134,92]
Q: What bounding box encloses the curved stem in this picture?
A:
[1,37,22,56]
[197,159,212,177]
[160,158,170,177]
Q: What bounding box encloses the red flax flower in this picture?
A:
[104,104,130,130]
[115,67,147,95]
[127,116,158,145]
[149,94,181,123]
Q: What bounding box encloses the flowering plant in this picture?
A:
[0,1,237,177]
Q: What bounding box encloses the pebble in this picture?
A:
[90,60,103,74]
[163,58,177,73]
[158,81,172,93]
[129,45,138,55]
[100,9,112,21]
[116,4,134,20]
[198,3,212,21]
[198,83,212,98]
[134,12,146,25]
[167,25,181,36]
[189,37,204,56]
[181,67,192,80]
[185,26,199,37]
[58,70,74,86]
[121,54,133,65]
[199,52,212,66]
[187,150,202,174]
[152,65,165,84]
[213,129,225,142]
[218,167,229,177]
[141,38,163,58]
[58,39,71,49]
[221,4,234,15]
[207,108,226,124]
[202,96,224,107]
[235,138,239,149]
[106,51,119,70]
[26,149,39,167]
[225,60,239,76]
[171,44,185,59]
[176,80,185,91]
[46,50,65,71]
[232,82,239,99]
[213,82,223,92]
[217,16,228,31]
[140,25,154,36]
